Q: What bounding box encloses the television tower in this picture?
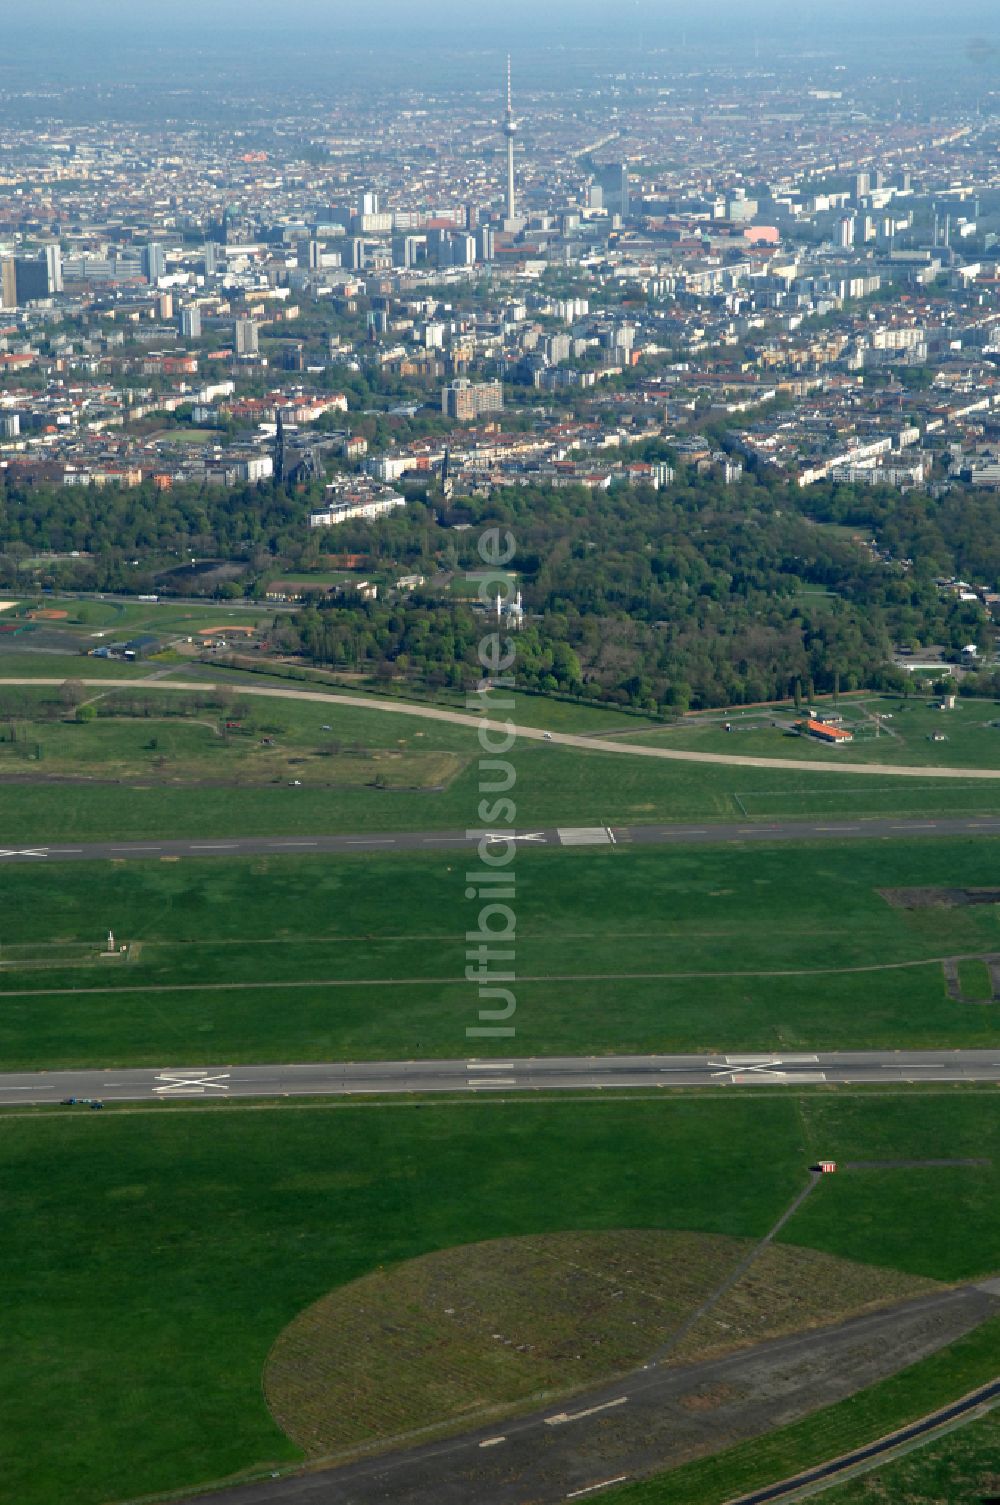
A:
[501,55,519,222]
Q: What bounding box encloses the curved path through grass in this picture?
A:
[4,678,1000,780]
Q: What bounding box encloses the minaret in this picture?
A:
[502,55,518,223]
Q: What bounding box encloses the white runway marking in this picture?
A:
[479,1436,507,1448]
[152,1071,230,1094]
[483,832,547,843]
[566,1481,628,1500]
[729,1071,828,1084]
[546,1396,628,1426]
[557,827,613,846]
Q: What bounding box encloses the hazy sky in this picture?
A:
[4,0,999,106]
[9,0,1000,41]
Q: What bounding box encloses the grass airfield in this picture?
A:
[4,1090,1000,1505]
[4,675,1000,1505]
[2,839,999,1068]
[2,679,1000,841]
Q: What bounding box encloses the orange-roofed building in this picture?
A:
[800,718,853,744]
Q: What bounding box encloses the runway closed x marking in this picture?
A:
[0,848,48,858]
[483,831,547,844]
[153,1071,230,1095]
[710,1058,827,1085]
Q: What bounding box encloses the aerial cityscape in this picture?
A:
[3,3,1000,1504]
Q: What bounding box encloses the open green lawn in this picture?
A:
[0,651,155,677]
[3,719,1000,840]
[3,1090,999,1505]
[2,840,999,1068]
[148,427,222,444]
[4,597,268,650]
[614,695,1000,770]
[820,1405,1000,1502]
[0,687,467,788]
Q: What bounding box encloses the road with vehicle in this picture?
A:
[3,1051,999,1105]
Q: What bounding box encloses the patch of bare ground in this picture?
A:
[879,887,1000,909]
[669,1241,939,1366]
[263,1230,938,1461]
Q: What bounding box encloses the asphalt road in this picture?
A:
[5,813,1000,863]
[4,1051,1000,1105]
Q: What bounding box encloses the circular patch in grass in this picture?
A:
[264,1229,935,1461]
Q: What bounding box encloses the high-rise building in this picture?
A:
[359,190,379,217]
[0,258,16,309]
[234,318,259,356]
[441,378,503,421]
[142,243,166,283]
[11,257,49,303]
[836,213,856,249]
[393,234,425,269]
[451,233,477,267]
[725,189,758,224]
[44,244,63,294]
[179,306,202,339]
[851,172,871,204]
[595,162,630,219]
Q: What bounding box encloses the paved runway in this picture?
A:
[4,813,1000,863]
[3,1051,1000,1105]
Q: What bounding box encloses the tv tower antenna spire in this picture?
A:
[501,54,519,224]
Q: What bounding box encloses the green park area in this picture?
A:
[0,594,269,649]
[820,1404,1000,1502]
[2,838,1000,1068]
[3,1090,1000,1505]
[2,679,1000,841]
[0,683,466,791]
[609,692,1000,770]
